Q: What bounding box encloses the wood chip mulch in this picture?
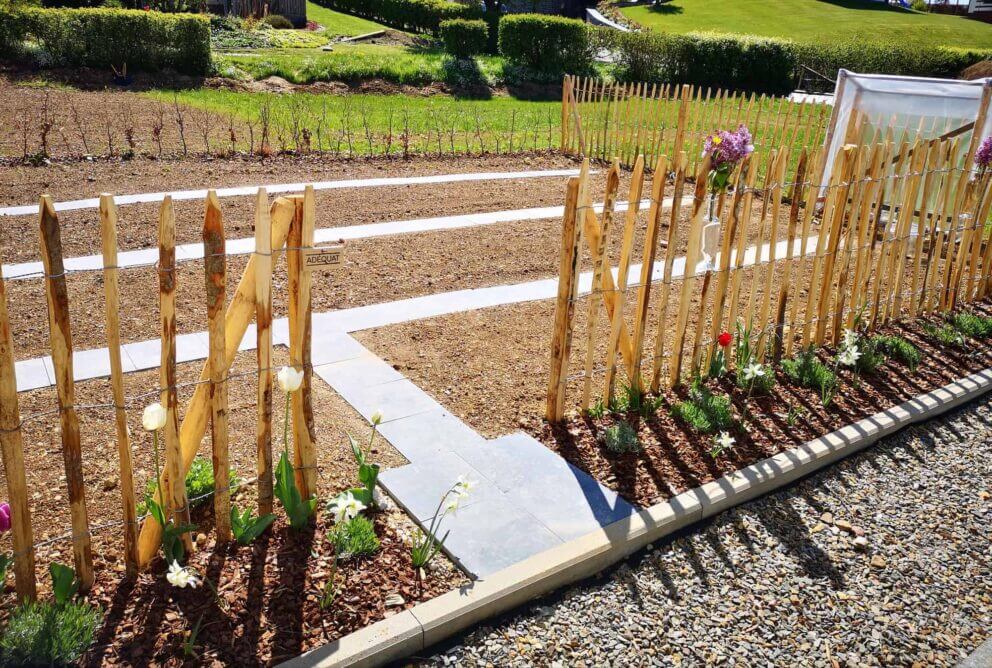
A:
[537,303,992,509]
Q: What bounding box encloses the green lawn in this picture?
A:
[304,2,391,37]
[146,89,562,154]
[619,0,992,49]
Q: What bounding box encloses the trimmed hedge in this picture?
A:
[440,18,487,58]
[0,7,211,74]
[311,0,482,35]
[499,13,592,74]
[596,29,992,95]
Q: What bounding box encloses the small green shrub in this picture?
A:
[0,6,211,73]
[311,0,481,35]
[0,600,100,666]
[671,382,734,434]
[910,0,928,11]
[138,456,239,516]
[952,311,992,339]
[924,322,966,347]
[600,421,640,454]
[609,381,660,417]
[499,13,592,74]
[439,18,487,58]
[262,13,293,29]
[329,515,380,559]
[872,335,921,372]
[782,350,838,403]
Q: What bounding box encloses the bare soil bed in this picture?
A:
[359,297,992,510]
[0,344,467,664]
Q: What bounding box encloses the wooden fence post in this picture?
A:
[99,195,139,577]
[137,197,296,566]
[546,175,582,422]
[0,241,36,601]
[631,153,669,389]
[39,195,94,589]
[204,191,231,543]
[255,189,274,517]
[158,196,193,556]
[561,75,571,154]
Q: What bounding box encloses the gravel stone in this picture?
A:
[419,394,992,666]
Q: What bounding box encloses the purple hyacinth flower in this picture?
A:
[976,136,992,170]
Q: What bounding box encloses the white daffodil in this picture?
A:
[454,475,476,498]
[838,346,861,367]
[142,403,167,432]
[370,410,383,426]
[446,497,461,515]
[715,431,735,452]
[276,366,304,394]
[742,362,765,381]
[329,491,366,525]
[841,329,859,350]
[166,561,200,589]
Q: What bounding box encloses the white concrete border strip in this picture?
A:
[0,168,584,218]
[282,365,992,668]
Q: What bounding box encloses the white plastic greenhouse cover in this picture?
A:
[821,69,992,187]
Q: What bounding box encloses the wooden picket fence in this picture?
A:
[546,138,992,421]
[560,74,832,177]
[0,188,325,600]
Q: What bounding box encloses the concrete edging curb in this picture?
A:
[282,366,992,668]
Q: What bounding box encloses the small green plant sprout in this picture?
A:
[609,381,659,417]
[733,320,757,369]
[952,311,992,339]
[230,505,276,545]
[327,490,366,525]
[274,367,317,530]
[586,399,607,419]
[709,431,735,458]
[329,515,380,560]
[924,321,966,348]
[782,349,838,406]
[872,334,921,372]
[785,402,806,427]
[142,402,196,564]
[411,476,474,579]
[182,614,204,660]
[600,421,641,454]
[319,576,338,611]
[671,380,735,434]
[0,564,100,666]
[50,563,80,606]
[345,410,384,508]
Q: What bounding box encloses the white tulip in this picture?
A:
[142,403,167,432]
[370,410,383,426]
[166,561,200,589]
[277,366,304,393]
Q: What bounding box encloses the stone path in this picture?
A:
[419,393,992,666]
[0,168,583,218]
[10,217,817,576]
[3,197,654,281]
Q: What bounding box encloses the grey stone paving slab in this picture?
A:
[437,494,563,578]
[331,378,439,424]
[309,330,369,366]
[70,347,137,382]
[378,452,501,523]
[377,408,486,464]
[15,358,50,392]
[315,353,404,395]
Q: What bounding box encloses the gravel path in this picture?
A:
[416,395,992,667]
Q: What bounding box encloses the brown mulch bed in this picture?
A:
[537,304,992,508]
[79,506,464,667]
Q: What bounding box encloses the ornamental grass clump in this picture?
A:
[872,334,921,372]
[330,515,380,560]
[671,380,734,434]
[600,421,641,454]
[782,349,838,406]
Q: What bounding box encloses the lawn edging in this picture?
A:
[282,365,992,668]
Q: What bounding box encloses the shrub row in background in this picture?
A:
[311,0,482,35]
[0,6,211,74]
[596,29,992,95]
[498,13,593,75]
[440,18,488,58]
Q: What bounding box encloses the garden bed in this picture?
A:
[359,296,992,509]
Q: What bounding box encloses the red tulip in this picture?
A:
[718,331,732,348]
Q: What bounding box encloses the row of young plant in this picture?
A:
[592,308,992,460]
[0,365,473,665]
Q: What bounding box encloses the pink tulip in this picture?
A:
[0,504,12,533]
